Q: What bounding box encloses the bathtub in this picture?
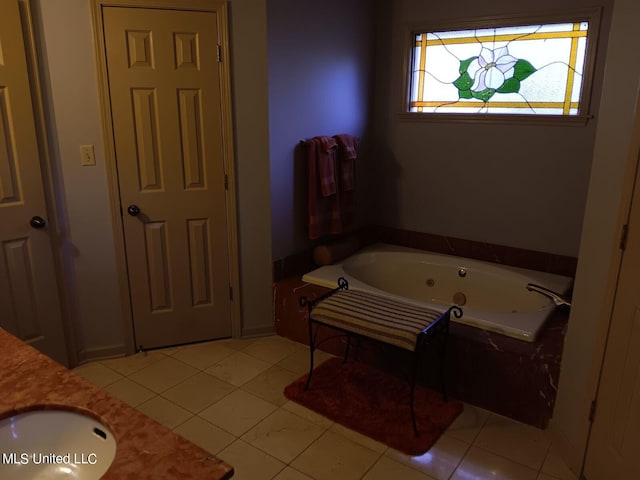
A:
[301,244,573,342]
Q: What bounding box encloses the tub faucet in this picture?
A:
[526,283,571,307]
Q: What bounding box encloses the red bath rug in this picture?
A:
[284,357,463,456]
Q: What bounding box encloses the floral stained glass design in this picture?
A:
[409,22,589,115]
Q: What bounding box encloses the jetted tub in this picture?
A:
[302,244,573,342]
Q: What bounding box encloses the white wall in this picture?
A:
[374,0,611,257]
[228,0,273,336]
[267,0,375,261]
[551,0,640,470]
[33,0,274,360]
[35,0,127,361]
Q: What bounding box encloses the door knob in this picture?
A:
[127,204,140,216]
[30,216,46,229]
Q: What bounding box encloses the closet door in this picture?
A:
[101,5,232,349]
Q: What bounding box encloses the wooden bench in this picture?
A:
[299,278,462,436]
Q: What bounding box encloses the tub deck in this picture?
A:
[302,243,572,343]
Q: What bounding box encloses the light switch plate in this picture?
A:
[80,145,96,166]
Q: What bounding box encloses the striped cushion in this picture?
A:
[310,290,444,351]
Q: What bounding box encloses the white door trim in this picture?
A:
[90,0,242,353]
[17,0,75,365]
[581,89,640,476]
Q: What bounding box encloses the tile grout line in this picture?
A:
[445,439,473,480]
[356,449,389,480]
[471,444,546,475]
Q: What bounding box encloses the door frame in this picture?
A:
[15,0,75,365]
[581,89,640,476]
[90,0,242,353]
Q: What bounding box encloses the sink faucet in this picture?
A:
[526,283,571,307]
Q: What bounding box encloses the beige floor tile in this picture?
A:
[538,474,564,480]
[277,347,333,375]
[199,389,278,436]
[128,356,199,393]
[135,396,192,430]
[363,456,437,480]
[72,362,123,387]
[241,408,325,463]
[217,337,257,351]
[282,400,334,429]
[157,346,181,356]
[173,416,235,455]
[103,378,156,407]
[451,446,538,480]
[171,341,236,370]
[272,466,314,480]
[100,350,166,376]
[444,403,490,444]
[276,348,313,375]
[205,351,271,386]
[291,430,381,480]
[386,434,469,480]
[242,336,303,364]
[241,365,300,406]
[218,439,285,480]
[329,423,388,454]
[162,372,235,413]
[473,414,550,470]
[540,445,578,480]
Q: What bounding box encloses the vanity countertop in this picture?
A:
[0,329,233,479]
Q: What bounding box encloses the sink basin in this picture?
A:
[0,408,116,479]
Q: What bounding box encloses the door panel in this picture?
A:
[0,0,67,363]
[585,156,640,478]
[103,7,231,349]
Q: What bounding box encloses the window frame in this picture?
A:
[400,8,602,125]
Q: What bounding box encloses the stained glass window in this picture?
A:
[408,19,595,116]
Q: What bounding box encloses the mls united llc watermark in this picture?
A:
[2,452,99,465]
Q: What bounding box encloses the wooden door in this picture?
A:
[584,151,640,477]
[102,6,231,349]
[0,0,67,363]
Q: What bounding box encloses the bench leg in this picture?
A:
[304,320,316,391]
[343,334,351,363]
[440,327,449,402]
[410,350,420,437]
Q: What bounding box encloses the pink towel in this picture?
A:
[334,134,358,229]
[306,138,341,239]
[314,136,337,197]
[334,134,358,191]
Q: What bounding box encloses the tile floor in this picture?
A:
[73,335,578,480]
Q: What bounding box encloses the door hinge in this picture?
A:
[588,399,597,422]
[217,44,222,63]
[224,174,229,190]
[620,224,629,250]
[229,285,233,300]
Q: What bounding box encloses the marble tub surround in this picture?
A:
[372,227,578,278]
[272,225,578,282]
[0,329,233,479]
[274,277,567,428]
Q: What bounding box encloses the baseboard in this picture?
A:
[76,344,127,365]
[241,325,275,338]
[546,418,585,476]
